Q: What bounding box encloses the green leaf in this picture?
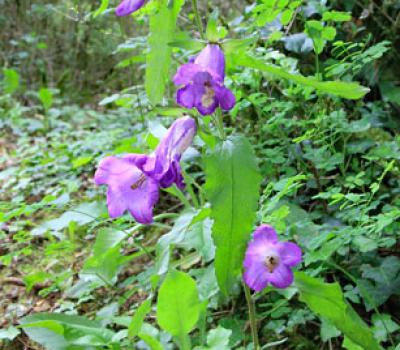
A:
[38,87,53,111]
[145,0,184,105]
[128,299,152,338]
[93,227,127,256]
[72,156,93,168]
[93,0,109,18]
[138,332,164,350]
[20,312,115,350]
[234,54,369,99]
[322,11,352,22]
[0,326,20,341]
[3,68,19,94]
[157,270,200,337]
[372,313,399,343]
[295,273,383,350]
[204,135,261,296]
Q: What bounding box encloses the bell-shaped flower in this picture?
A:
[94,154,159,224]
[94,116,196,224]
[141,116,197,189]
[173,44,235,116]
[243,225,302,291]
[115,0,146,16]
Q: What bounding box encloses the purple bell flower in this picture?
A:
[94,116,196,224]
[173,44,235,116]
[243,225,302,291]
[115,0,146,16]
[142,116,197,189]
[94,154,159,224]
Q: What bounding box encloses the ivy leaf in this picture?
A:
[234,53,369,99]
[295,273,383,350]
[204,135,261,296]
[157,270,200,337]
[145,0,184,105]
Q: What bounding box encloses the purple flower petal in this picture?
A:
[253,224,279,243]
[94,155,159,224]
[243,225,302,292]
[141,117,196,189]
[243,261,269,292]
[195,44,225,81]
[215,85,236,111]
[173,63,202,85]
[267,264,294,289]
[277,242,302,266]
[176,85,196,109]
[115,0,146,16]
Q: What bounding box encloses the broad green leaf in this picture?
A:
[234,54,369,99]
[93,227,127,256]
[128,299,152,338]
[3,68,19,94]
[72,155,93,168]
[157,270,200,337]
[145,0,184,105]
[295,273,383,350]
[38,87,53,111]
[204,135,261,296]
[20,312,115,350]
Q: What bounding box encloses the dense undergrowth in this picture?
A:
[1,1,400,349]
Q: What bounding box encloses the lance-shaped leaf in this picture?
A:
[234,54,369,100]
[204,135,261,296]
[146,0,184,105]
[295,273,383,350]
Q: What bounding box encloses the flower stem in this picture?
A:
[214,109,226,140]
[244,283,259,350]
[191,0,205,39]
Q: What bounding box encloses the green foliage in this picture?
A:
[2,68,19,94]
[157,270,200,348]
[204,135,261,296]
[145,0,184,105]
[234,54,370,99]
[295,273,383,350]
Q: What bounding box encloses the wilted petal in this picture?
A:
[195,44,225,81]
[142,117,196,189]
[115,0,146,16]
[268,264,294,289]
[94,155,159,224]
[243,261,269,292]
[277,242,302,266]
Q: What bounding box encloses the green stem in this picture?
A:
[178,333,191,350]
[214,109,226,140]
[244,283,259,350]
[191,0,204,39]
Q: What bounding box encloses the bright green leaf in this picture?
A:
[157,270,200,337]
[234,54,369,99]
[204,135,261,295]
[295,273,383,350]
[128,299,152,338]
[3,68,19,94]
[145,0,184,105]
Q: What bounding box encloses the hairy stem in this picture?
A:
[244,283,259,350]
